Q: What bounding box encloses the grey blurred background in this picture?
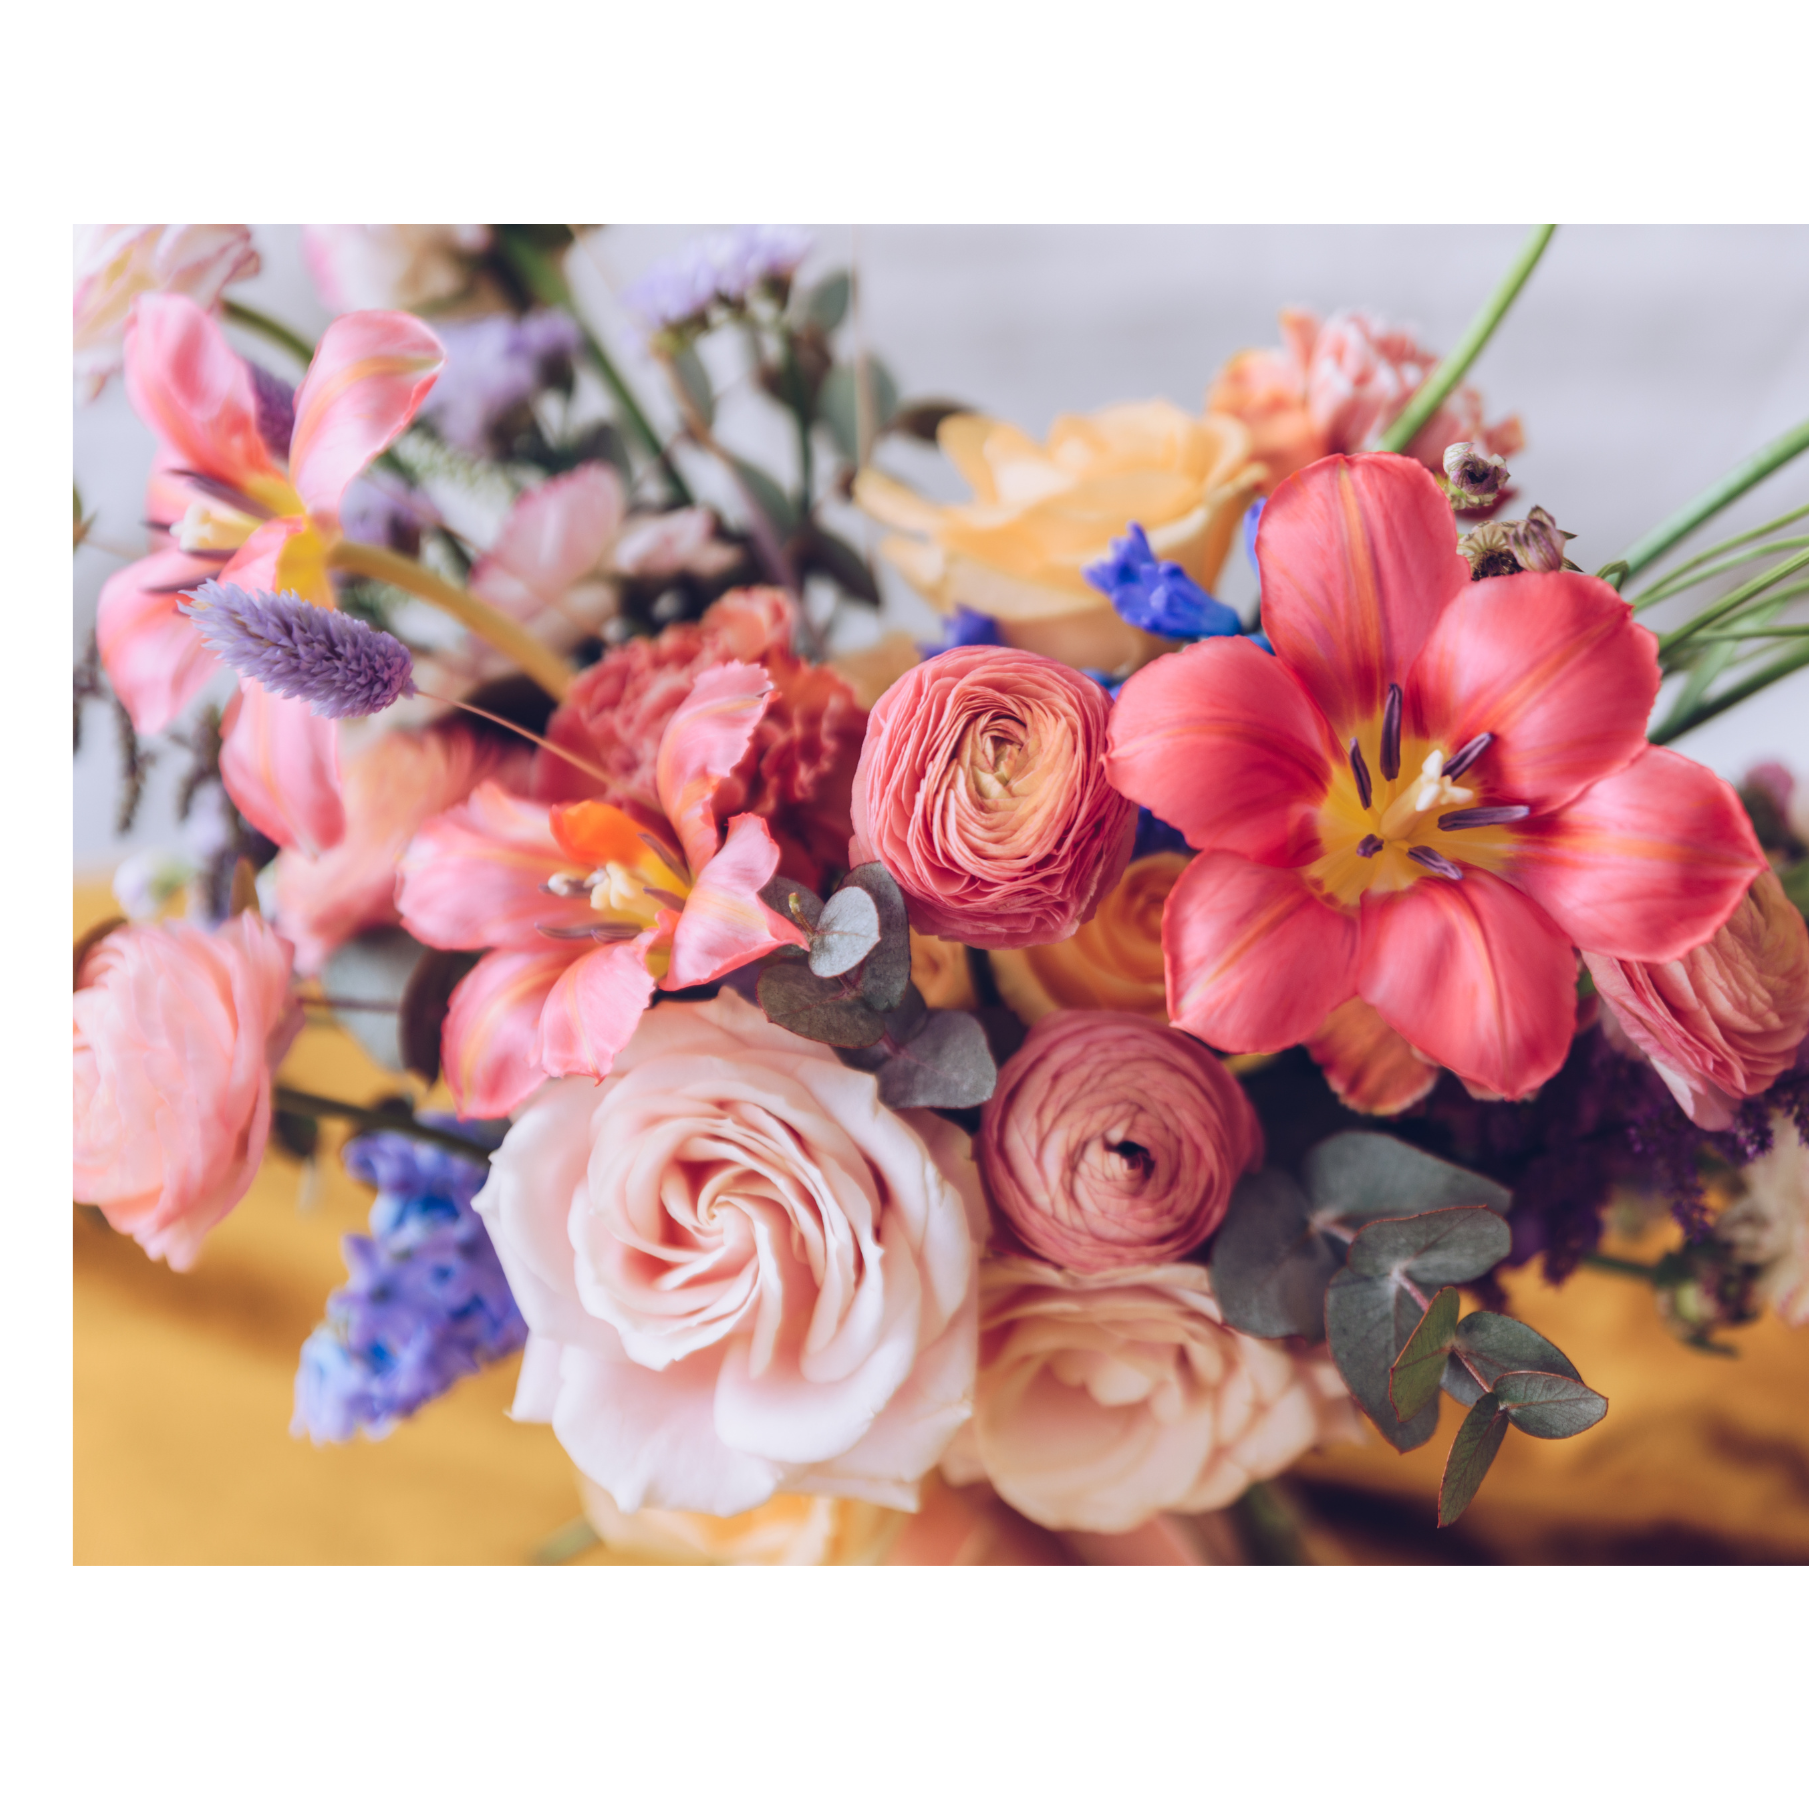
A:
[74,225,1809,870]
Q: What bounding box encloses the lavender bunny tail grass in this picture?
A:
[180,579,415,718]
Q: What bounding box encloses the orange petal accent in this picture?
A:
[1304,997,1439,1116]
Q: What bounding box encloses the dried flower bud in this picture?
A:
[1652,1238,1763,1350]
[1457,520,1523,580]
[1507,505,1579,574]
[1441,440,1509,508]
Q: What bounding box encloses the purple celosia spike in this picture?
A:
[179,579,415,719]
[1408,845,1464,880]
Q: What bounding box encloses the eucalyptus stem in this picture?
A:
[273,1087,498,1159]
[1376,225,1556,455]
[1651,638,1809,744]
[1579,1252,1659,1281]
[222,298,316,367]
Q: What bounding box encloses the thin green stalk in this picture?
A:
[779,331,815,513]
[222,298,316,367]
[1377,225,1556,455]
[1681,621,1809,644]
[1613,417,1809,585]
[1657,546,1809,656]
[274,1087,497,1159]
[1631,537,1809,612]
[1632,499,1809,595]
[1579,1252,1659,1281]
[1652,638,1809,744]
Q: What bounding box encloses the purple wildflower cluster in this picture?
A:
[1082,522,1243,642]
[291,1125,525,1444]
[246,362,295,462]
[419,310,584,457]
[623,226,814,332]
[180,579,415,718]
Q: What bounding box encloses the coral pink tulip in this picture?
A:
[398,662,809,1116]
[96,293,444,854]
[1105,454,1765,1101]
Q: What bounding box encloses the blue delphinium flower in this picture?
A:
[1081,523,1242,641]
[920,606,1004,658]
[291,1125,525,1444]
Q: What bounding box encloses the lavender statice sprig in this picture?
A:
[624,226,815,332]
[180,579,415,718]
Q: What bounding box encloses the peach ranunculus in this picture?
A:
[850,645,1136,948]
[942,1256,1358,1533]
[855,401,1263,675]
[1584,870,1809,1130]
[1304,997,1441,1116]
[990,851,1186,1025]
[474,991,983,1516]
[301,224,492,313]
[74,914,302,1269]
[978,1011,1262,1272]
[1207,307,1525,491]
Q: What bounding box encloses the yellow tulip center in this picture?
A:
[541,800,691,979]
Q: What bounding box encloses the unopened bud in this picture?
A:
[1507,505,1579,574]
[1441,441,1510,509]
[1457,520,1522,581]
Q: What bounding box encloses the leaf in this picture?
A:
[1209,1169,1345,1341]
[758,874,824,935]
[731,457,799,537]
[1493,1370,1608,1440]
[818,360,901,462]
[1324,1270,1442,1453]
[801,524,881,604]
[755,963,884,1047]
[843,863,911,1009]
[399,948,479,1084]
[1302,1131,1512,1224]
[323,928,430,1073]
[1439,1394,1510,1527]
[878,1010,997,1110]
[1345,1206,1512,1287]
[888,399,970,443]
[1389,1286,1461,1422]
[272,1110,320,1162]
[1442,1311,1581,1407]
[801,270,850,332]
[836,984,927,1073]
[808,886,882,977]
[670,343,714,428]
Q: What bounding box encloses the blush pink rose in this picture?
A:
[74,914,301,1269]
[1585,869,1809,1129]
[475,990,983,1516]
[941,1256,1358,1533]
[849,645,1136,948]
[978,1011,1261,1272]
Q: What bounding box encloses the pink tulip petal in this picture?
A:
[220,515,334,607]
[95,548,222,735]
[1406,569,1660,816]
[667,814,809,989]
[218,681,346,856]
[443,947,576,1117]
[1257,453,1470,739]
[1508,746,1765,962]
[1358,869,1576,1100]
[398,781,594,951]
[1163,853,1360,1051]
[470,463,624,612]
[534,935,657,1083]
[1107,637,1337,865]
[288,311,446,529]
[654,661,775,876]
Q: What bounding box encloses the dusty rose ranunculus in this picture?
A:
[475,991,983,1516]
[942,1256,1358,1533]
[1585,869,1809,1129]
[74,913,301,1269]
[978,1011,1261,1272]
[850,645,1136,948]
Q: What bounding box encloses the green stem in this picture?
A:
[1630,500,1809,597]
[1651,638,1809,744]
[1631,537,1809,612]
[1376,225,1556,455]
[1579,1252,1660,1281]
[273,1087,497,1159]
[1657,546,1809,656]
[222,298,317,367]
[1613,417,1809,586]
[779,331,815,513]
[1680,622,1809,643]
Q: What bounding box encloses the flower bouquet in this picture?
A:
[73,224,1809,1564]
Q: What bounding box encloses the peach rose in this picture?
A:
[475,991,983,1516]
[74,914,301,1269]
[850,645,1136,948]
[990,851,1185,1024]
[1584,870,1809,1129]
[942,1256,1358,1532]
[578,1474,905,1566]
[978,1011,1261,1272]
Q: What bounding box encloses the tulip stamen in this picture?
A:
[1356,834,1384,858]
[1408,846,1465,880]
[1347,738,1373,810]
[1438,804,1530,832]
[1379,684,1403,781]
[1444,731,1494,779]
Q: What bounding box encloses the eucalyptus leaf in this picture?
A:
[1345,1206,1512,1287]
[1442,1311,1582,1407]
[843,864,911,1010]
[836,984,927,1074]
[1494,1369,1608,1440]
[808,887,882,977]
[818,361,900,462]
[323,928,429,1073]
[755,963,884,1047]
[671,344,715,428]
[1303,1131,1512,1225]
[1324,1270,1442,1453]
[758,874,824,935]
[1439,1394,1509,1527]
[878,1010,997,1110]
[1209,1169,1344,1341]
[400,947,479,1083]
[1389,1286,1461,1422]
[888,399,969,443]
[802,271,851,332]
[731,457,799,537]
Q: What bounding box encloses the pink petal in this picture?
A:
[398,781,593,951]
[218,683,346,857]
[470,464,624,613]
[1406,569,1660,817]
[287,311,446,530]
[1107,637,1337,866]
[654,661,775,876]
[1508,746,1765,962]
[443,947,575,1117]
[220,516,335,607]
[1163,853,1359,1051]
[534,936,658,1083]
[1358,869,1576,1100]
[95,548,222,735]
[666,813,809,989]
[1256,453,1470,739]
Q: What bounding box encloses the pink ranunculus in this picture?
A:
[301,225,492,314]
[850,645,1137,948]
[1584,869,1809,1130]
[74,914,301,1269]
[474,991,983,1517]
[942,1256,1358,1533]
[978,1011,1261,1272]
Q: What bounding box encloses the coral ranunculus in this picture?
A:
[74,914,301,1269]
[850,645,1136,948]
[1105,453,1766,1101]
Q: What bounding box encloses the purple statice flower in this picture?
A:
[1082,522,1243,641]
[338,474,436,558]
[291,1126,525,1444]
[623,226,814,331]
[920,605,1004,659]
[246,361,295,461]
[180,579,415,718]
[419,309,583,456]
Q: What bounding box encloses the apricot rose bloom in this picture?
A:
[979,1011,1262,1273]
[475,992,983,1516]
[74,915,301,1269]
[941,1257,1357,1532]
[855,401,1263,674]
[850,645,1136,948]
[1584,869,1809,1130]
[1106,453,1766,1100]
